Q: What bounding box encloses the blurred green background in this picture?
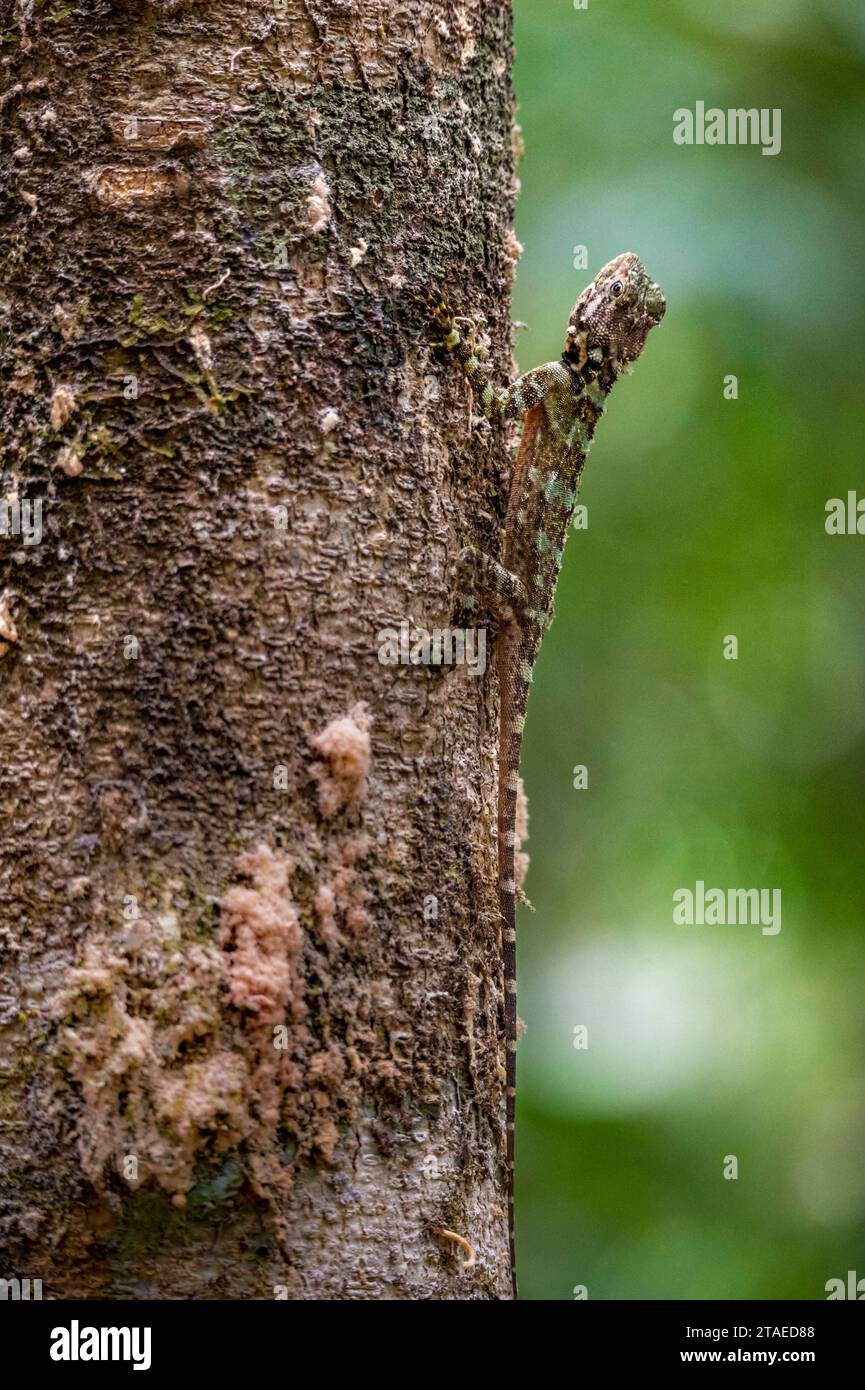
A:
[511,0,865,1300]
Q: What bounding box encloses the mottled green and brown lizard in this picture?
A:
[426,253,665,1297]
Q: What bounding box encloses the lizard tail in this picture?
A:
[499,635,529,1300]
[501,775,520,1300]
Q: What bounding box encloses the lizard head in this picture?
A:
[565,253,665,367]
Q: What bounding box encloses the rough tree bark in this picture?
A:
[0,0,519,1299]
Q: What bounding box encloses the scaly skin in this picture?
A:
[427,254,665,1298]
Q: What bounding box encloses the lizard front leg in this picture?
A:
[424,294,569,422]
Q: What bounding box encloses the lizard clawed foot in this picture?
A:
[413,288,464,350]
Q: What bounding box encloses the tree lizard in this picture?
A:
[425,253,665,1298]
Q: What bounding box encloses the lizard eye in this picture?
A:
[609,279,625,298]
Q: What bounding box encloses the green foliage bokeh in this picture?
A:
[511,0,865,1300]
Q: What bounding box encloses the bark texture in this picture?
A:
[0,0,519,1298]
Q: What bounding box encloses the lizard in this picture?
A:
[424,253,665,1298]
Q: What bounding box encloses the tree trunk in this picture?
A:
[0,0,518,1299]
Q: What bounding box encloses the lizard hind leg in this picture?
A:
[454,546,528,626]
